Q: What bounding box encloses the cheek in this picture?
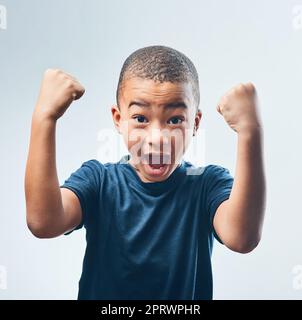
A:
[169,128,190,156]
[121,124,147,154]
[183,133,192,151]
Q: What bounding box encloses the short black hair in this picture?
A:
[116,45,200,111]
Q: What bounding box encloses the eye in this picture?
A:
[168,117,184,125]
[133,115,148,123]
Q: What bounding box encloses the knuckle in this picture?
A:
[65,79,74,89]
[53,69,61,75]
[44,68,55,76]
[246,82,255,91]
[236,83,244,91]
[61,74,69,81]
[45,68,62,78]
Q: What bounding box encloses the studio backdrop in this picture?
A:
[0,0,302,299]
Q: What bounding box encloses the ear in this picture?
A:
[111,104,122,134]
[193,109,202,136]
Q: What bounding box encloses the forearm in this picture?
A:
[24,111,64,232]
[226,127,266,245]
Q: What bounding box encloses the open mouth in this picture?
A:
[144,162,169,176]
[141,153,171,177]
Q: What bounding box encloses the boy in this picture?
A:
[24,45,266,300]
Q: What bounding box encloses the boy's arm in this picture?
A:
[213,83,266,253]
[24,69,85,238]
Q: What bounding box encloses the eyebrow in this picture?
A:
[128,100,188,110]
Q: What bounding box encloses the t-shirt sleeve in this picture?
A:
[59,159,101,235]
[204,165,234,244]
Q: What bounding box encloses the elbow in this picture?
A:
[26,219,56,239]
[26,206,63,238]
[233,241,259,254]
[226,235,261,254]
[27,222,48,239]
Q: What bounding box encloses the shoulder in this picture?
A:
[81,158,124,178]
[81,158,118,173]
[181,161,233,195]
[202,165,233,187]
[203,164,232,177]
[182,160,231,179]
[82,159,103,169]
[74,159,107,186]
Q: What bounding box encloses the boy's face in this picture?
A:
[111,77,202,182]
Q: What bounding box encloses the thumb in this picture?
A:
[216,104,222,115]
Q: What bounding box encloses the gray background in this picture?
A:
[0,0,302,299]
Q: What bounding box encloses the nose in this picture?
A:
[145,125,171,153]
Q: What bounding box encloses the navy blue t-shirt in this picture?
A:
[60,154,233,300]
